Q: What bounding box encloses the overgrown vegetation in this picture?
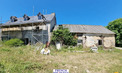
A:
[0,63,5,73]
[51,26,77,46]
[107,18,122,47]
[4,38,24,47]
[0,41,121,73]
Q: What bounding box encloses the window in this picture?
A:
[37,12,42,20]
[77,39,82,45]
[35,26,39,32]
[78,39,82,43]
[11,19,14,22]
[23,15,30,21]
[2,36,9,41]
[38,16,42,20]
[23,38,29,45]
[10,16,17,22]
[77,33,83,37]
[98,40,102,45]
[24,18,27,21]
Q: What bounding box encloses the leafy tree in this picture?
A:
[107,18,122,47]
[51,26,77,46]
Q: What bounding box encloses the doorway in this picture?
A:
[24,38,29,45]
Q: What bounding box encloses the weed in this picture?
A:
[0,63,5,73]
[0,48,11,52]
[0,44,121,73]
[24,62,43,70]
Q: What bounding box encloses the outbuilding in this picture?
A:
[61,24,115,48]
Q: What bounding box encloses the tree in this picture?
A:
[51,26,77,46]
[107,18,122,47]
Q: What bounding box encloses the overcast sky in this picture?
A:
[0,0,122,26]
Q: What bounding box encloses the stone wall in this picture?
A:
[77,33,115,48]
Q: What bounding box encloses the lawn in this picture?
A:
[0,45,122,73]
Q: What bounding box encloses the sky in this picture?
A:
[0,0,122,26]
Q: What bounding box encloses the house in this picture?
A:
[0,13,115,48]
[55,24,115,48]
[0,12,56,44]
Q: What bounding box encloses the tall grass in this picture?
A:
[0,42,122,73]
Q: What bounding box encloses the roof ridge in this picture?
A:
[2,13,55,26]
[62,24,102,26]
[13,13,53,19]
[62,24,115,34]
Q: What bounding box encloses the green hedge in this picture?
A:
[4,38,24,47]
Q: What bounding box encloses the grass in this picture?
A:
[0,44,122,73]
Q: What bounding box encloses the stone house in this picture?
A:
[0,12,56,44]
[0,13,115,48]
[58,24,115,48]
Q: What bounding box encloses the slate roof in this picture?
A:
[54,24,115,34]
[1,13,55,26]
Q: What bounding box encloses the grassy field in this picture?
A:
[0,44,122,73]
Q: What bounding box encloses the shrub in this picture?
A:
[4,38,24,47]
[52,26,77,46]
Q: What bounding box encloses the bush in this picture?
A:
[4,38,24,47]
[52,26,77,46]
